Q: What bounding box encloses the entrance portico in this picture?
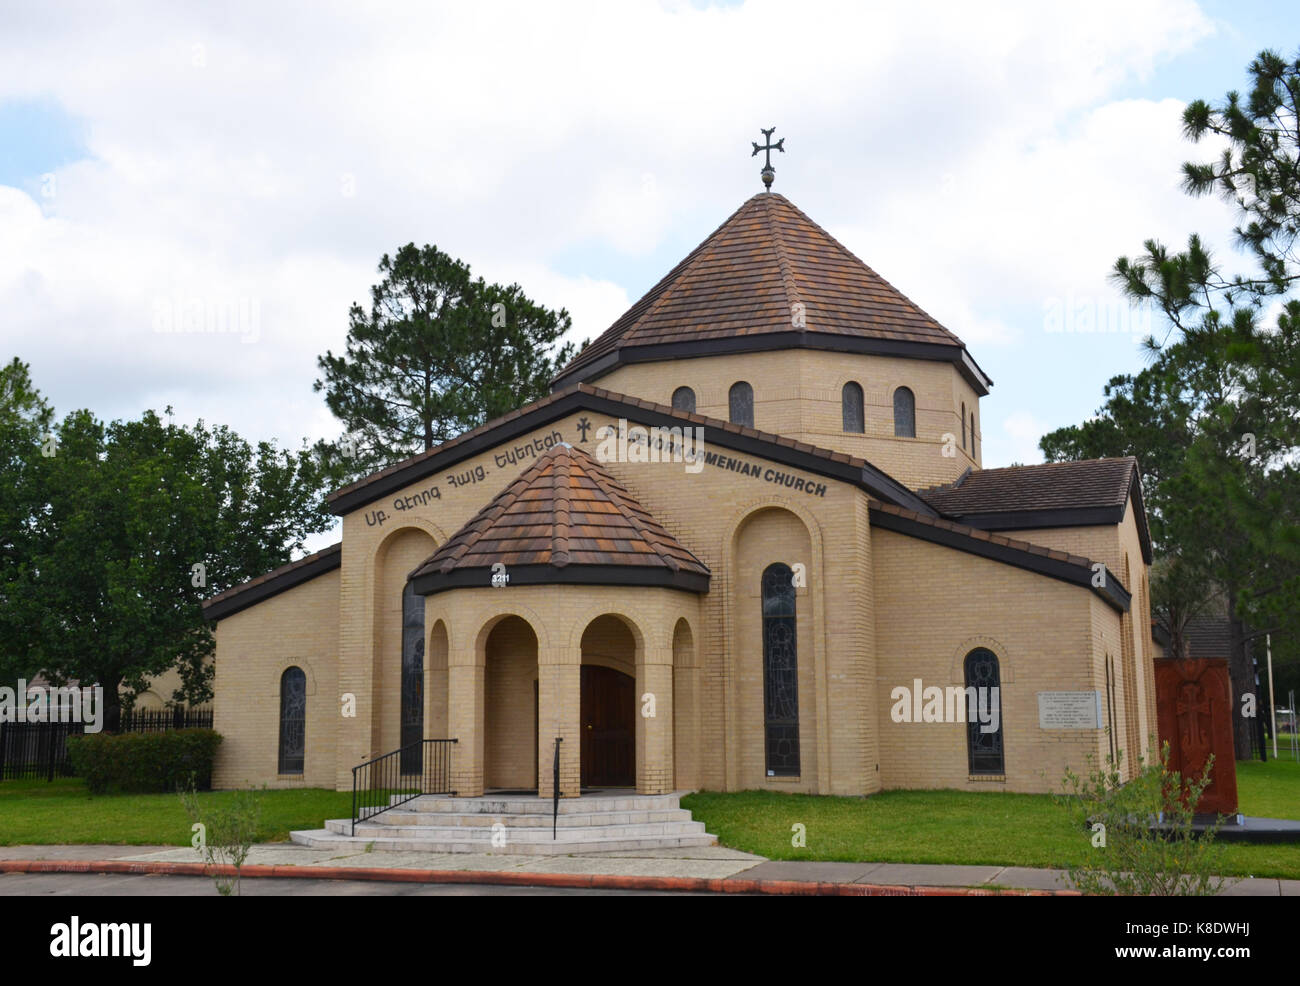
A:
[410,443,709,799]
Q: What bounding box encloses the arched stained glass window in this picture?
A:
[893,387,915,438]
[672,386,696,414]
[729,381,754,429]
[964,648,1004,775]
[762,563,800,777]
[401,580,425,774]
[842,382,865,433]
[278,666,306,775]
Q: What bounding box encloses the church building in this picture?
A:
[202,182,1158,818]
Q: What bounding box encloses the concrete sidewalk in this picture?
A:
[0,843,1295,895]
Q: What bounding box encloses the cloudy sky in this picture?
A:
[2,0,1295,547]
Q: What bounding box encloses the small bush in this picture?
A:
[68,729,222,794]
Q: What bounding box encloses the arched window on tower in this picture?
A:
[761,563,800,777]
[729,381,754,429]
[842,382,864,433]
[961,402,967,449]
[963,648,1004,775]
[893,387,916,438]
[278,666,306,775]
[672,386,696,414]
[401,580,425,775]
[971,411,977,459]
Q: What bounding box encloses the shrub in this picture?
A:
[68,729,222,794]
[1054,738,1225,896]
[179,779,263,896]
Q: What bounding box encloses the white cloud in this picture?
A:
[0,0,1224,463]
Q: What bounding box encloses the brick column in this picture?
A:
[637,654,674,795]
[538,645,580,798]
[448,646,484,796]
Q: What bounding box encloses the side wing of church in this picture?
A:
[202,191,1159,800]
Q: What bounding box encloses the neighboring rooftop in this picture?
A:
[552,192,991,394]
[409,442,709,595]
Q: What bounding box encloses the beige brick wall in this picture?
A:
[209,401,1150,802]
[872,529,1115,793]
[596,349,980,489]
[211,570,340,789]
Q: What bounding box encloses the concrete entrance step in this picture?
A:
[289,829,718,855]
[325,818,709,842]
[401,793,685,815]
[289,791,717,854]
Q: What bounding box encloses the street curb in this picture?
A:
[0,859,1078,895]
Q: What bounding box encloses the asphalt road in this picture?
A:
[0,871,727,896]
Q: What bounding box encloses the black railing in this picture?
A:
[120,707,213,732]
[552,736,562,839]
[351,738,457,836]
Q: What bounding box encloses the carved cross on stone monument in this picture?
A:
[1176,681,1212,756]
[751,127,785,191]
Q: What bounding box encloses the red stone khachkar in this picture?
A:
[1154,658,1238,815]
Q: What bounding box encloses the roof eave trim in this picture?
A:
[201,545,342,623]
[411,563,710,597]
[329,388,939,519]
[553,333,991,396]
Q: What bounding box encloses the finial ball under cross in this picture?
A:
[751,127,785,191]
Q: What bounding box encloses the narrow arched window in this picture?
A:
[401,580,425,774]
[964,648,1004,775]
[842,382,864,433]
[893,387,915,438]
[961,402,967,449]
[761,563,800,777]
[729,382,754,428]
[672,386,696,414]
[278,666,306,775]
[971,412,977,458]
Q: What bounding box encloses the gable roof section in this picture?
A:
[409,443,709,595]
[919,457,1153,564]
[327,382,937,518]
[551,193,992,396]
[870,501,1131,613]
[201,542,342,622]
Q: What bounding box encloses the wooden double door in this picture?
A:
[580,665,635,787]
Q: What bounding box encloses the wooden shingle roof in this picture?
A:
[409,442,709,596]
[553,193,991,394]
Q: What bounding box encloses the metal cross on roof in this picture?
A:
[751,127,785,191]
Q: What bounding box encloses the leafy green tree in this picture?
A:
[1041,49,1300,757]
[0,358,55,682]
[314,243,579,481]
[4,400,335,731]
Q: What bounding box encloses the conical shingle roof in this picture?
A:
[409,443,710,595]
[554,192,990,392]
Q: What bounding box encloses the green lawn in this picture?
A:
[0,779,354,846]
[2,759,1296,880]
[682,756,1300,880]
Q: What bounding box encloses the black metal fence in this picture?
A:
[352,739,457,835]
[0,707,214,781]
[119,707,213,733]
[0,721,82,781]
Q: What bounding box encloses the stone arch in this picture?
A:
[578,613,641,789]
[946,635,1016,684]
[672,617,699,790]
[726,502,821,790]
[425,619,450,740]
[369,525,439,757]
[473,605,553,661]
[482,615,541,790]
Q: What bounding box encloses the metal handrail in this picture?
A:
[552,737,562,839]
[351,738,457,836]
